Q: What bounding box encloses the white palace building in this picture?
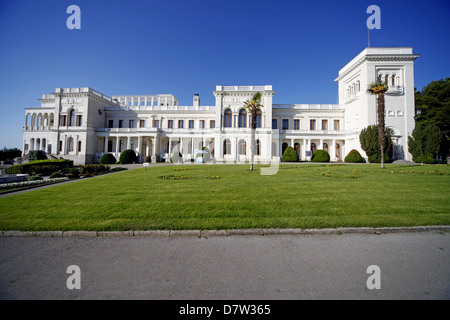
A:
[22,47,419,165]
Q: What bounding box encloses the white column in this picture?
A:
[302,139,306,160]
[191,137,194,156]
[104,137,108,153]
[169,137,173,155]
[115,137,120,155]
[319,139,323,150]
[127,137,131,150]
[331,139,336,161]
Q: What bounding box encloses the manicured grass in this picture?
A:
[0,164,449,231]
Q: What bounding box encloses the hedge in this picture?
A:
[345,149,364,163]
[311,150,330,162]
[5,159,73,175]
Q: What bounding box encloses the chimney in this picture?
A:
[193,93,200,107]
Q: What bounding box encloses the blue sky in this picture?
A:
[0,0,449,149]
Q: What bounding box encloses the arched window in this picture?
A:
[256,139,261,156]
[294,142,300,157]
[282,142,288,155]
[323,143,328,153]
[336,143,340,158]
[238,140,246,155]
[356,80,360,92]
[238,109,247,128]
[224,109,232,128]
[256,109,262,128]
[223,139,231,155]
[68,138,74,152]
[311,143,316,153]
[30,138,35,151]
[69,109,76,127]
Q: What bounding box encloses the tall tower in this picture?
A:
[334,47,420,161]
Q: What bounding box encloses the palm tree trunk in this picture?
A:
[250,108,257,171]
[377,93,385,169]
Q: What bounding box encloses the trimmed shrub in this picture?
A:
[5,159,73,175]
[281,146,299,162]
[28,176,43,182]
[49,172,65,179]
[111,167,127,172]
[79,164,110,175]
[119,149,137,164]
[311,150,330,162]
[345,149,364,163]
[99,153,117,164]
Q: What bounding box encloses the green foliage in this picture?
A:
[415,78,450,159]
[111,167,127,172]
[408,123,442,164]
[28,176,43,182]
[5,159,73,175]
[360,125,392,163]
[0,147,22,161]
[28,150,47,161]
[79,164,111,175]
[119,149,137,164]
[281,146,299,162]
[345,149,364,163]
[99,153,116,164]
[49,172,65,179]
[311,150,330,162]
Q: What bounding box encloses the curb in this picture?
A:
[1,226,449,238]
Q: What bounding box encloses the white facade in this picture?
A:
[22,47,419,165]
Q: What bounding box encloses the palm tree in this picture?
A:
[243,92,263,171]
[367,81,389,168]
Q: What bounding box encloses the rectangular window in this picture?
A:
[210,120,215,128]
[129,120,134,128]
[108,120,114,128]
[310,119,316,130]
[282,119,289,130]
[61,115,67,126]
[178,120,184,129]
[200,120,205,129]
[334,120,340,131]
[272,119,277,129]
[78,141,82,152]
[168,120,173,129]
[322,119,328,131]
[294,119,300,130]
[189,120,194,129]
[76,115,82,126]
[153,120,160,128]
[118,120,123,128]
[59,141,63,153]
[140,120,145,128]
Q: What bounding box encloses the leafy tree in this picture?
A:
[408,123,441,164]
[360,125,392,163]
[243,92,263,171]
[0,147,22,161]
[367,81,389,168]
[281,146,299,162]
[414,78,450,160]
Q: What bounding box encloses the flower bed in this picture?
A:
[0,177,70,192]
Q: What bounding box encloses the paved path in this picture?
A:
[0,232,449,300]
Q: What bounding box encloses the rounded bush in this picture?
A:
[119,149,137,164]
[282,146,299,162]
[28,176,43,182]
[311,150,330,162]
[344,149,364,163]
[49,172,64,179]
[99,153,117,164]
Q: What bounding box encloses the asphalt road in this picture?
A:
[0,232,449,300]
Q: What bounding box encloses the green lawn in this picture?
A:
[0,163,449,231]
